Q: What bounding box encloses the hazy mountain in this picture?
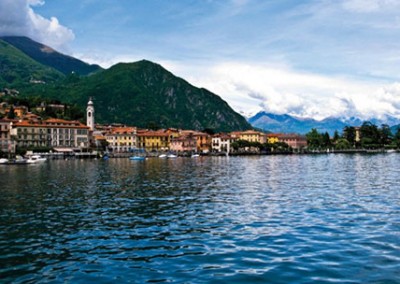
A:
[248,112,400,135]
[1,36,102,76]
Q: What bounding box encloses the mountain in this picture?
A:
[249,112,400,134]
[50,60,252,132]
[0,38,64,86]
[249,112,351,134]
[0,36,250,131]
[1,36,102,76]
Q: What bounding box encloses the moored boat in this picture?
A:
[26,155,47,164]
[129,156,146,161]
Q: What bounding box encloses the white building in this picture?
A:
[86,97,95,131]
[212,134,234,153]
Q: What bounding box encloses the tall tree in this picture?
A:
[360,121,380,147]
[306,128,323,149]
[380,124,392,146]
[343,126,356,146]
[7,105,16,119]
[322,132,331,148]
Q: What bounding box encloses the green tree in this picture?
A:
[322,132,332,148]
[342,126,356,147]
[394,128,400,148]
[380,124,392,146]
[333,130,340,142]
[360,121,380,148]
[335,138,351,150]
[306,128,323,149]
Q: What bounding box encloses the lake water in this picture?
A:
[1,154,399,283]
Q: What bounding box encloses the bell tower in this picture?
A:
[86,97,95,131]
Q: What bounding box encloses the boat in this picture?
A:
[129,156,146,161]
[2,156,28,165]
[191,154,200,158]
[26,155,47,164]
[167,154,177,158]
[158,154,167,158]
[0,158,9,164]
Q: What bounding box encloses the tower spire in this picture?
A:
[86,97,95,131]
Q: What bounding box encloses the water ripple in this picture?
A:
[1,155,400,283]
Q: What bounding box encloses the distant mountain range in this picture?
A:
[0,36,251,132]
[248,111,400,135]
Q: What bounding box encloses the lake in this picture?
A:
[1,154,399,283]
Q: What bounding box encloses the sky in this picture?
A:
[1,0,400,120]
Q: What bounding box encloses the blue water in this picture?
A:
[0,155,399,283]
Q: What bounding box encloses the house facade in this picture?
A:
[11,118,90,149]
[105,127,137,152]
[0,119,16,154]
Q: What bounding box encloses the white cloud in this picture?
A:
[161,60,400,120]
[0,0,74,50]
[342,0,400,13]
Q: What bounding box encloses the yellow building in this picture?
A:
[105,127,137,152]
[231,130,262,143]
[137,129,170,151]
[266,133,282,144]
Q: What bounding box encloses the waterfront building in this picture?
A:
[105,127,137,152]
[137,129,170,151]
[266,133,282,144]
[0,119,16,154]
[12,118,90,150]
[212,134,236,153]
[170,132,197,153]
[278,134,307,150]
[230,130,262,143]
[179,130,211,153]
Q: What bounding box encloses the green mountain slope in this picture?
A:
[1,36,102,76]
[0,36,251,132]
[0,39,64,87]
[38,60,251,132]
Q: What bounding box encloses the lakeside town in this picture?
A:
[1,97,399,160]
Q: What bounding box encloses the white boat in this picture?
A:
[191,154,200,158]
[0,158,9,164]
[26,155,47,164]
[167,154,177,158]
[158,154,167,158]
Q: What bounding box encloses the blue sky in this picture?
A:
[2,0,400,120]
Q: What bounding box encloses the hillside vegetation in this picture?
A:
[0,37,251,132]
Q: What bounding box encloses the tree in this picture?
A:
[394,128,400,148]
[306,128,323,149]
[322,132,332,148]
[380,124,392,146]
[7,105,16,119]
[360,121,380,148]
[333,130,340,142]
[335,138,351,150]
[342,126,356,147]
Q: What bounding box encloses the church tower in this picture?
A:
[86,97,95,131]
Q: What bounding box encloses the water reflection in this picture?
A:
[1,155,400,283]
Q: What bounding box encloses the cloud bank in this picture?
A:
[168,61,400,121]
[0,0,74,50]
